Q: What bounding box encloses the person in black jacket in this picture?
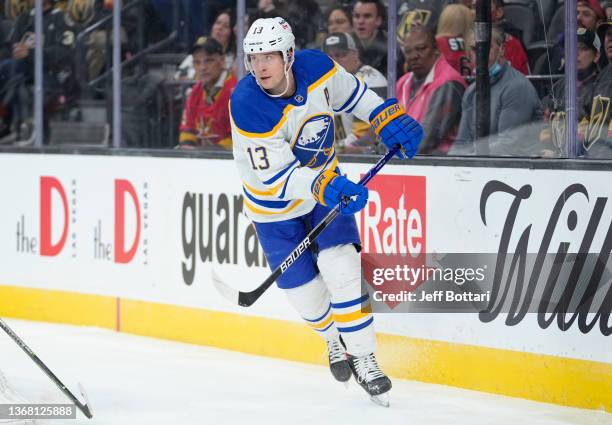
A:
[541,28,602,157]
[0,0,76,138]
[581,54,612,158]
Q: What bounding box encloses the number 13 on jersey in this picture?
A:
[247,147,270,170]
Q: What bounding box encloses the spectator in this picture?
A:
[451,26,542,156]
[176,9,237,80]
[0,0,76,141]
[397,25,466,154]
[252,0,287,20]
[210,8,236,67]
[178,37,236,150]
[286,0,322,49]
[541,28,601,157]
[580,39,612,158]
[309,4,354,50]
[322,32,387,152]
[71,0,127,81]
[469,0,529,74]
[436,3,473,76]
[352,0,387,74]
[326,5,353,34]
[597,14,612,62]
[549,0,605,73]
[257,0,277,16]
[578,0,605,31]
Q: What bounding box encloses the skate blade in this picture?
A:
[343,380,349,389]
[370,392,390,407]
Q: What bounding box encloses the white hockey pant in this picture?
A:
[284,244,376,357]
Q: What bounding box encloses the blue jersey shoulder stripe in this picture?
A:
[262,158,299,185]
[242,187,292,208]
[278,166,300,199]
[346,82,368,114]
[334,74,361,112]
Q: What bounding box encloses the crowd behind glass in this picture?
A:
[0,0,610,159]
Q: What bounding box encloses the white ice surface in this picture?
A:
[0,319,610,425]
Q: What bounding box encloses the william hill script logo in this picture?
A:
[480,181,611,335]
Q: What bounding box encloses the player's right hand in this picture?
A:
[369,98,423,159]
[311,170,368,215]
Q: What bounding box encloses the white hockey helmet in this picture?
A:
[243,17,295,75]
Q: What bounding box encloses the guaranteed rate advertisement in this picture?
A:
[0,153,610,365]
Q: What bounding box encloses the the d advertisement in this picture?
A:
[15,176,76,258]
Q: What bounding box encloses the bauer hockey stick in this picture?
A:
[0,318,93,419]
[212,144,402,307]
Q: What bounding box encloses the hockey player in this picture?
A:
[229,17,423,406]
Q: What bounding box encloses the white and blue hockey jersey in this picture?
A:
[230,49,384,223]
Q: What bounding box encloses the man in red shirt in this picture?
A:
[178,37,237,149]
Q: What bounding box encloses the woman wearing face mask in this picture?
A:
[450,25,543,156]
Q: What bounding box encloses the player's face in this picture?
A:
[249,52,287,94]
[212,13,232,48]
[577,4,599,31]
[353,2,382,40]
[193,50,225,87]
[328,9,352,34]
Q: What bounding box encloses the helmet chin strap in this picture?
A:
[255,56,295,98]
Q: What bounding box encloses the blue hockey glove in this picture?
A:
[369,98,423,159]
[311,170,368,215]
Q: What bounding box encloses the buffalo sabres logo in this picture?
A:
[292,115,335,168]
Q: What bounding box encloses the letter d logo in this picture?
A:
[40,176,68,256]
[114,179,141,264]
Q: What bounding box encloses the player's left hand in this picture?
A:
[311,170,368,215]
[369,98,423,159]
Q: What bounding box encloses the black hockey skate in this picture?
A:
[348,353,392,407]
[326,337,351,383]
